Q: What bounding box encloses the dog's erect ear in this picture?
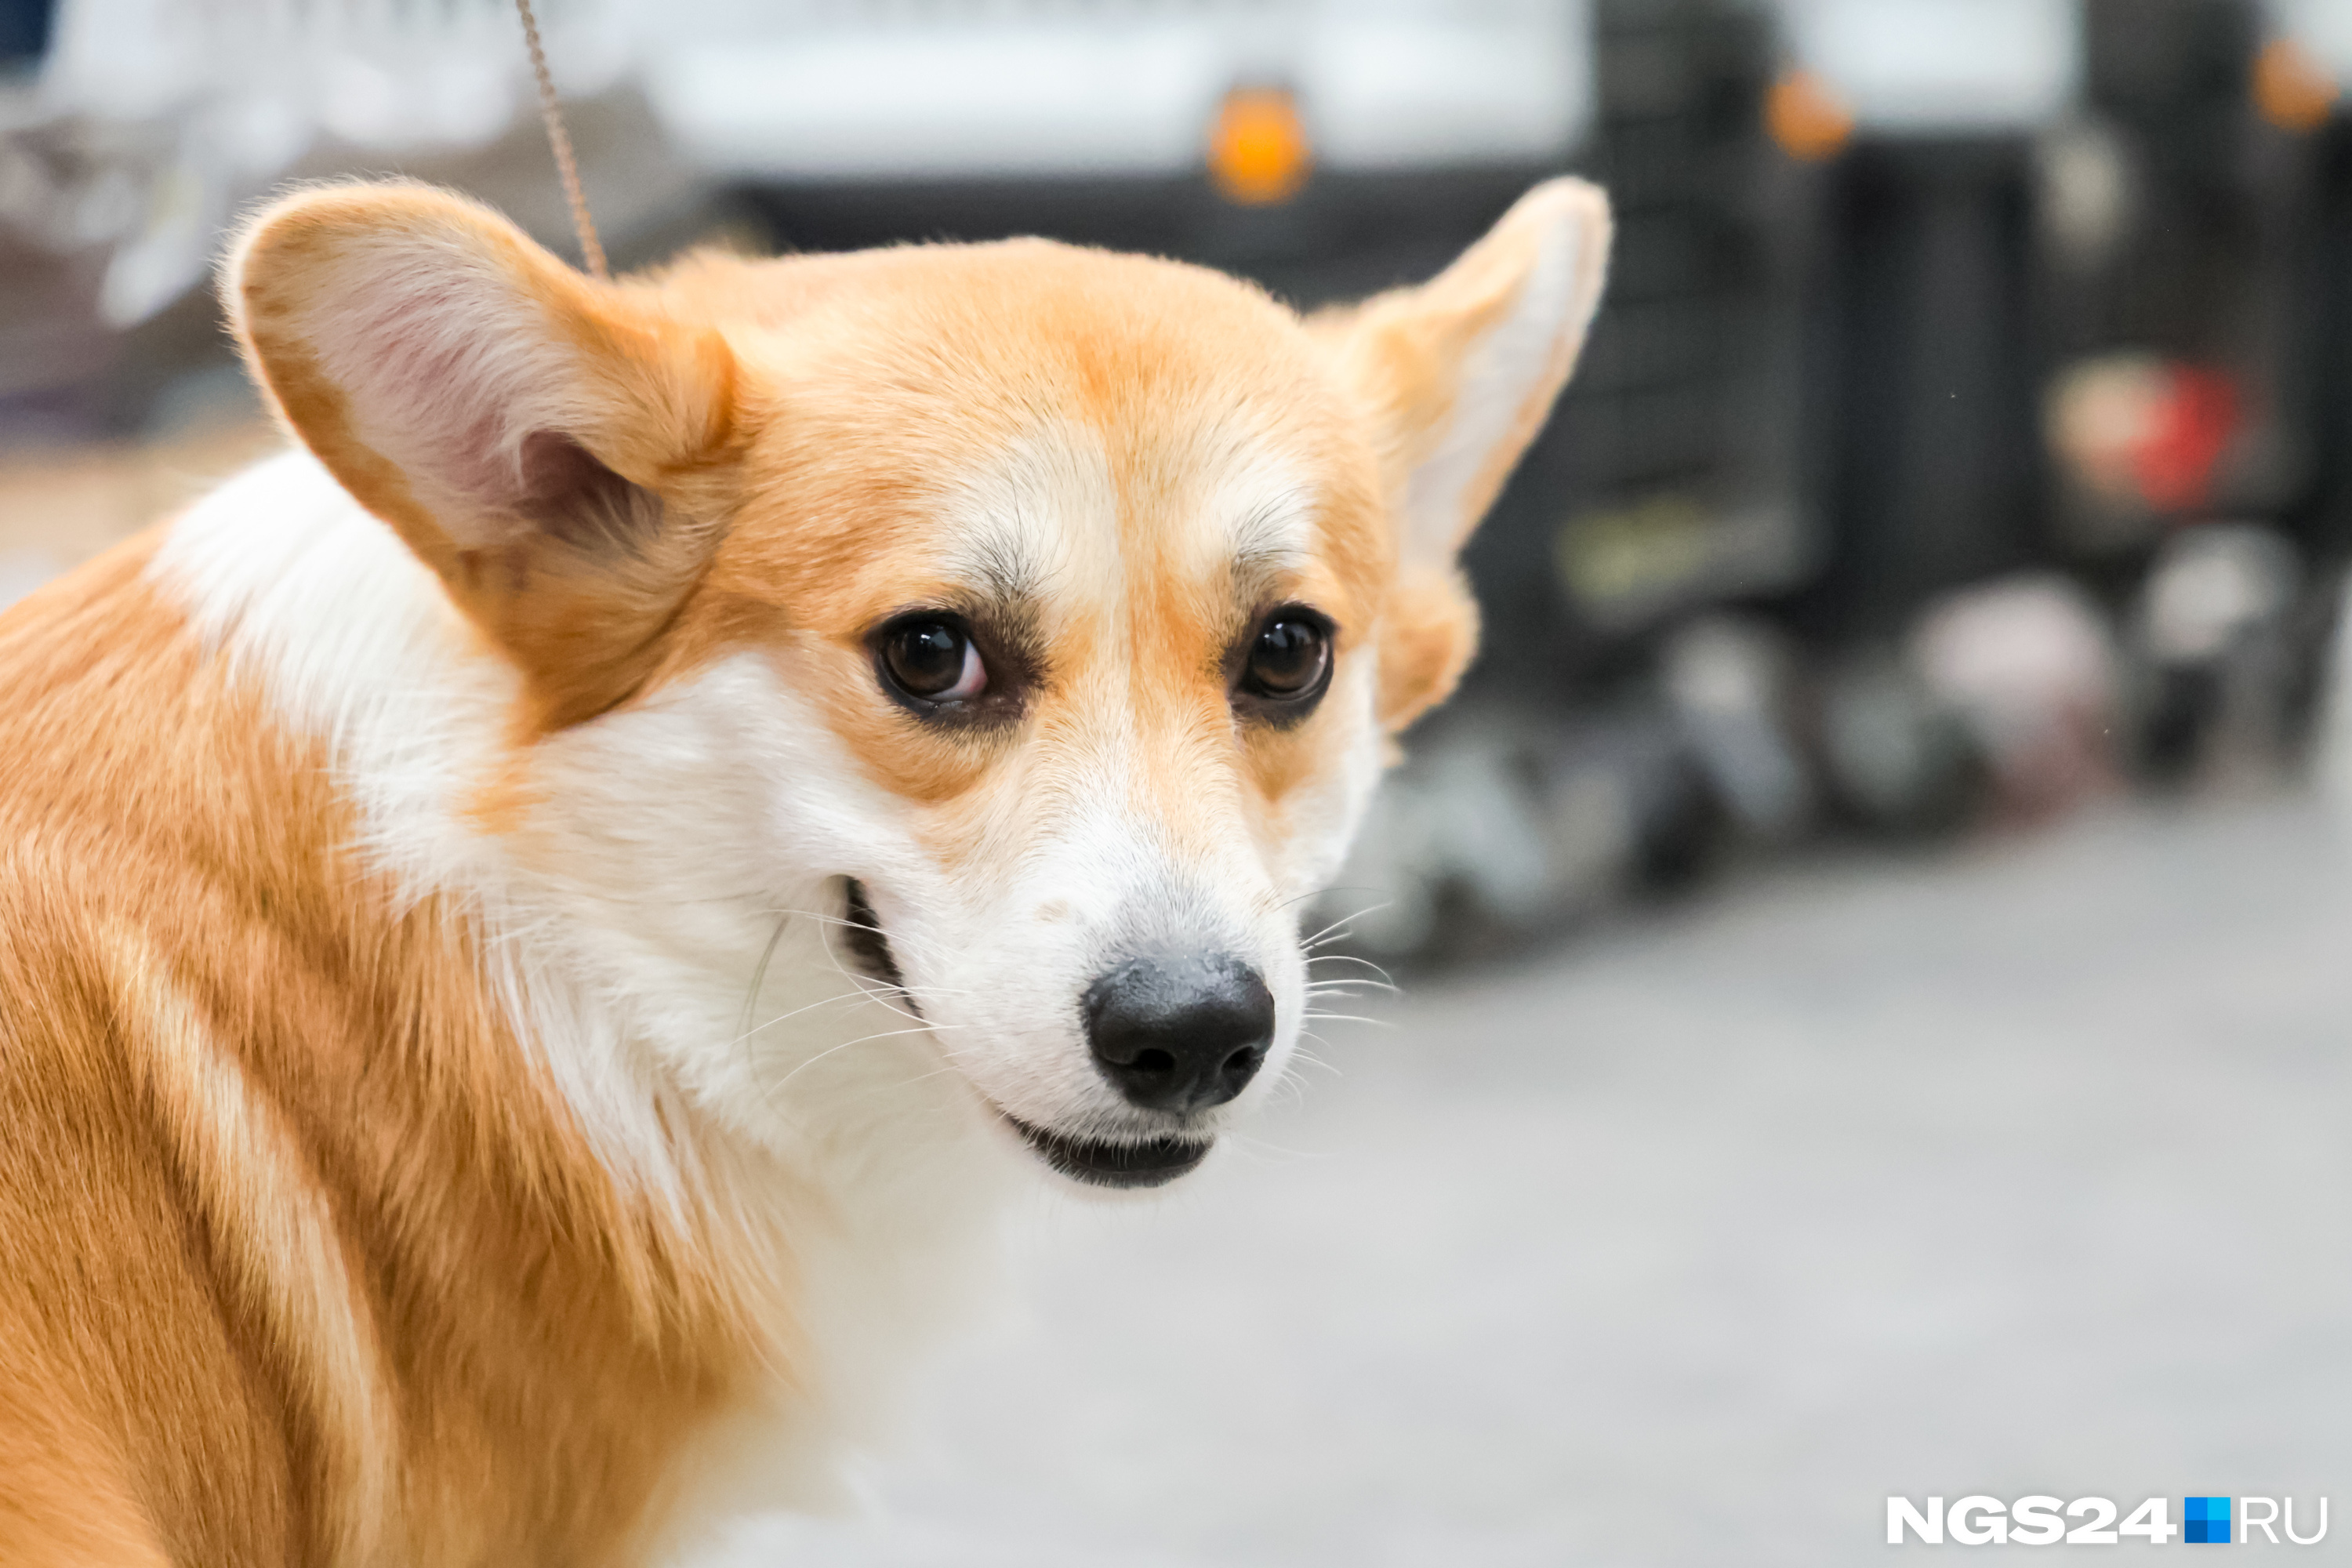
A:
[227,181,741,728]
[1328,177,1611,731]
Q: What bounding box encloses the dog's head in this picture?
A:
[227,180,1609,1189]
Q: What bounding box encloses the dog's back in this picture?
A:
[2,538,328,1566]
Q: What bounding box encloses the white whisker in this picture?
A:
[1298,897,1396,953]
[1304,952,1399,989]
[765,1022,947,1097]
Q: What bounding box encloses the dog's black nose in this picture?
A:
[1084,953,1274,1113]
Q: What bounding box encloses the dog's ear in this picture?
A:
[1328,177,1611,731]
[227,181,742,728]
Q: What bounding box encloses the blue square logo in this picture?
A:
[2185,1496,2232,1544]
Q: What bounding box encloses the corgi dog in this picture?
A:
[0,176,1610,1566]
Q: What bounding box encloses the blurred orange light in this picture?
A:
[2254,38,2338,135]
[1209,88,1312,205]
[1765,70,1853,163]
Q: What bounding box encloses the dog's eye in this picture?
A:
[880,619,986,702]
[1241,611,1333,702]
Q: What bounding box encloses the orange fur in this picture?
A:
[0,541,789,1566]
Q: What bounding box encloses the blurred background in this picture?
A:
[3,2,2348,1562]
[9,0,2352,960]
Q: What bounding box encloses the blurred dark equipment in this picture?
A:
[1479,0,1798,701]
[2060,1,2352,777]
[742,160,1549,318]
[1795,138,2043,639]
[2046,0,2296,568]
[0,0,50,66]
[2133,522,2303,785]
[1813,648,1987,837]
[1774,15,2057,647]
[2282,29,2352,567]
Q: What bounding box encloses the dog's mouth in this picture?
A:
[839,877,906,991]
[1002,1117,1214,1189]
[837,878,1214,1190]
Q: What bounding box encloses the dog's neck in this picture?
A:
[143,448,1021,1551]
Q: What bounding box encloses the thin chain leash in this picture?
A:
[512,0,609,280]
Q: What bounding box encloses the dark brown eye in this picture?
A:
[880,618,986,702]
[1242,612,1332,701]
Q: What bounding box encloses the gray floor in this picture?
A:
[716,796,2352,1566]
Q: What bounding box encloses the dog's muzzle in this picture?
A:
[837,882,1253,1190]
